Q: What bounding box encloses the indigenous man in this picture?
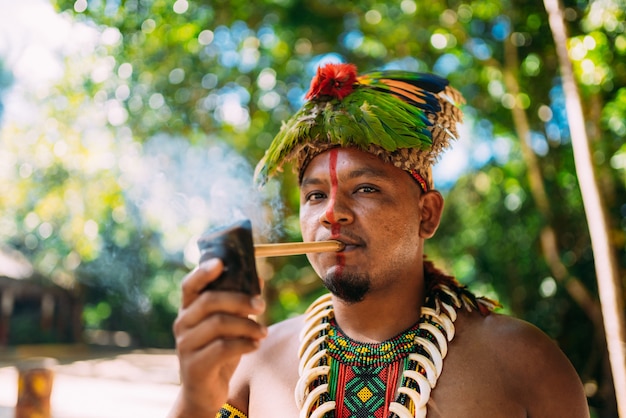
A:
[169,62,589,417]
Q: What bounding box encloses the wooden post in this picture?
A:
[15,357,58,418]
[0,289,14,346]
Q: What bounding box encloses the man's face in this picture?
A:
[299,147,427,301]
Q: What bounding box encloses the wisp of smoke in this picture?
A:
[122,134,284,266]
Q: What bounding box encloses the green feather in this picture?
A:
[359,90,432,150]
[254,101,318,184]
[357,101,395,150]
[323,96,370,148]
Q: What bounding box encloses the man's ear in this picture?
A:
[419,190,444,239]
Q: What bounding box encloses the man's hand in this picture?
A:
[169,258,267,417]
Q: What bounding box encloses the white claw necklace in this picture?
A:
[295,270,495,418]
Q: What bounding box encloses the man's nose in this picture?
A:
[318,196,354,226]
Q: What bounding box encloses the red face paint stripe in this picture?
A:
[326,149,339,228]
[326,149,344,273]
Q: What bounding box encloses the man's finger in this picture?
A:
[180,258,223,308]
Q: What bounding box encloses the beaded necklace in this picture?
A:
[295,262,497,418]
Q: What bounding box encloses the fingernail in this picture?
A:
[259,326,268,337]
[251,295,265,310]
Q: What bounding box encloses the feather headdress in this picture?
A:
[254,62,465,190]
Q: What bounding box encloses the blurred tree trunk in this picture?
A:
[501,15,602,333]
[584,89,622,416]
[544,0,626,415]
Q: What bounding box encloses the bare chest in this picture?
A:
[247,338,525,418]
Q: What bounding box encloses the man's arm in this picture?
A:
[167,258,266,418]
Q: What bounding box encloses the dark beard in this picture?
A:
[323,271,370,304]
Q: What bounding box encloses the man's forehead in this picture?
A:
[301,148,399,182]
[309,147,384,166]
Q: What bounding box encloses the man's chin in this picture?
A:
[322,270,370,304]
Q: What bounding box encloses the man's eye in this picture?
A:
[357,186,378,194]
[306,192,326,201]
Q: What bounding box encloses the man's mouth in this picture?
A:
[323,235,364,252]
[339,243,359,252]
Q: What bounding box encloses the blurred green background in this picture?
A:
[0,0,624,416]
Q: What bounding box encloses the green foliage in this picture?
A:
[83,301,112,328]
[2,0,625,413]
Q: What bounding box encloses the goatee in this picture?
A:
[323,271,370,304]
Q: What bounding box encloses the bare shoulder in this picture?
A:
[263,314,306,349]
[226,315,304,413]
[229,314,304,385]
[457,311,590,417]
[465,312,575,371]
[461,311,562,354]
[241,314,303,382]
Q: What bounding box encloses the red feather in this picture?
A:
[305,63,358,100]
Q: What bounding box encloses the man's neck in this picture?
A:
[330,276,425,343]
